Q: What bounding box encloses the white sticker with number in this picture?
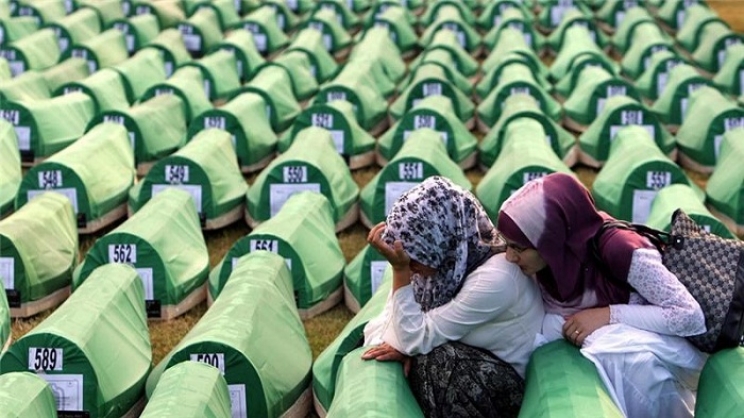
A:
[398,162,424,180]
[108,244,137,264]
[204,116,226,130]
[422,83,442,97]
[0,109,19,125]
[40,374,83,412]
[656,71,669,97]
[646,171,671,189]
[370,261,387,295]
[253,33,267,52]
[164,165,189,184]
[413,114,436,129]
[327,91,346,102]
[11,127,28,150]
[151,184,202,212]
[181,34,201,52]
[27,189,78,213]
[523,172,547,183]
[229,384,247,418]
[269,183,321,216]
[135,268,154,300]
[38,170,62,188]
[28,348,63,371]
[329,130,345,153]
[311,113,334,128]
[190,353,225,374]
[282,166,308,183]
[632,190,658,224]
[0,257,14,290]
[385,182,418,215]
[250,239,278,253]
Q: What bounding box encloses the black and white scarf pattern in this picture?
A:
[383,176,498,311]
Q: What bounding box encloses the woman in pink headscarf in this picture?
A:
[497,172,707,418]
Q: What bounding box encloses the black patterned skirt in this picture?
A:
[408,342,525,418]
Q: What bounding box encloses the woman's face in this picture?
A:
[501,236,547,276]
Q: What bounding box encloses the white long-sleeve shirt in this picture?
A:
[363,253,545,377]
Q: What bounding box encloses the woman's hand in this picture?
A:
[368,222,411,272]
[361,342,412,376]
[562,307,610,346]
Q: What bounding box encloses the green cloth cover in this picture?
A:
[185,0,239,31]
[12,0,66,24]
[314,65,388,131]
[675,86,744,170]
[479,52,551,100]
[706,129,744,225]
[182,49,241,101]
[482,7,545,52]
[0,17,39,47]
[691,22,742,74]
[578,96,675,166]
[213,29,266,81]
[650,63,713,126]
[1,192,77,305]
[620,24,674,79]
[111,48,167,102]
[547,8,608,52]
[110,13,161,54]
[550,25,611,82]
[611,6,656,54]
[0,372,57,417]
[412,28,477,78]
[481,27,549,80]
[0,263,151,417]
[16,123,134,224]
[77,0,126,27]
[479,94,577,168]
[657,0,700,31]
[553,52,619,100]
[131,129,247,221]
[695,348,744,418]
[188,91,276,170]
[409,48,474,96]
[343,244,387,312]
[141,361,232,418]
[421,0,475,29]
[0,119,20,216]
[55,68,130,113]
[303,7,352,54]
[390,63,474,122]
[271,53,320,101]
[235,6,290,55]
[178,7,223,56]
[1,28,60,75]
[592,126,699,224]
[646,184,735,239]
[314,0,360,30]
[262,0,300,32]
[326,346,424,417]
[635,50,685,101]
[419,6,481,54]
[350,25,407,83]
[145,28,192,76]
[312,274,392,412]
[379,95,477,165]
[141,66,213,123]
[595,0,637,29]
[563,66,639,126]
[149,249,311,417]
[41,58,90,93]
[280,100,375,159]
[676,4,723,52]
[478,0,533,31]
[286,27,339,83]
[370,4,418,53]
[132,0,187,29]
[536,1,593,31]
[361,129,471,226]
[476,118,574,220]
[44,7,101,53]
[477,62,561,127]
[62,29,129,73]
[1,92,95,159]
[90,94,186,166]
[238,64,301,132]
[713,43,744,96]
[519,340,623,418]
[74,188,208,313]
[247,127,358,224]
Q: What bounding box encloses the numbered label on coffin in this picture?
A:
[310,112,347,154]
[39,374,84,412]
[609,109,656,140]
[178,24,202,52]
[230,240,293,271]
[268,165,321,217]
[221,235,296,284]
[28,347,63,371]
[409,82,451,109]
[190,353,226,374]
[0,257,14,290]
[106,244,155,300]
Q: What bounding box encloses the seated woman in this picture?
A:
[362,176,544,418]
[497,172,707,418]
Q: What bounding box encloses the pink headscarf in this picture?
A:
[497,173,652,311]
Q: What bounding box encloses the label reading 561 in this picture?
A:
[250,239,278,253]
[28,348,63,371]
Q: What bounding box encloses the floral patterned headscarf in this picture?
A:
[383,176,498,311]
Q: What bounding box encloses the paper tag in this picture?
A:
[723,116,744,132]
[550,6,570,26]
[615,11,626,26]
[12,125,28,150]
[646,171,671,189]
[151,184,202,212]
[28,348,63,371]
[204,116,225,130]
[329,130,345,153]
[27,189,78,213]
[38,170,62,188]
[422,83,442,97]
[108,244,137,264]
[40,374,83,411]
[523,172,548,184]
[370,261,387,295]
[58,37,69,52]
[269,183,321,216]
[0,257,13,290]
[398,162,424,180]
[327,91,346,102]
[632,189,657,224]
[385,182,419,214]
[413,114,436,129]
[311,113,334,128]
[287,0,298,10]
[323,34,333,50]
[252,33,267,52]
[610,124,655,140]
[656,71,669,97]
[181,33,202,52]
[164,165,189,184]
[621,109,644,124]
[190,353,226,374]
[739,70,744,95]
[250,239,278,253]
[135,268,154,300]
[228,384,247,418]
[282,166,308,183]
[714,135,724,158]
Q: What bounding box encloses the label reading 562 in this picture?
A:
[108,244,137,264]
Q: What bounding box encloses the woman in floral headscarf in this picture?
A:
[497,172,707,418]
[362,176,544,418]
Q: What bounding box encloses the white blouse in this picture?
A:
[363,253,545,378]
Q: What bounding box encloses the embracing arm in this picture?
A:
[609,248,706,336]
